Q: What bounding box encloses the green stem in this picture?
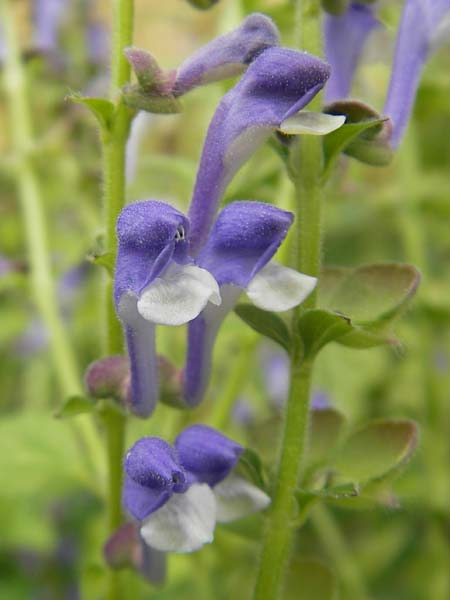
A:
[253,358,313,600]
[253,5,324,598]
[102,1,134,597]
[312,504,370,600]
[1,0,100,474]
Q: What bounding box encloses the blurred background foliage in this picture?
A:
[0,0,449,598]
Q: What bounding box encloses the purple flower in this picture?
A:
[116,41,337,414]
[183,202,317,406]
[323,2,380,103]
[114,201,220,417]
[123,425,270,553]
[188,46,332,253]
[384,0,450,147]
[123,14,279,166]
[172,13,279,96]
[32,0,68,53]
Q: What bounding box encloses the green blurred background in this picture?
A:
[1,1,449,598]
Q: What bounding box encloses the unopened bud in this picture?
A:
[84,356,130,402]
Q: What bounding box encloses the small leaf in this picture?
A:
[122,85,181,114]
[323,99,393,175]
[234,304,291,352]
[334,419,419,484]
[319,263,420,348]
[295,483,359,522]
[235,448,268,491]
[68,96,115,132]
[285,559,337,600]
[55,395,95,419]
[298,308,352,358]
[297,482,360,504]
[309,407,346,465]
[323,118,386,178]
[87,251,115,276]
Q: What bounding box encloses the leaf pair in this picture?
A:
[236,263,420,359]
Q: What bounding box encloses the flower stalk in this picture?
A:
[101,0,134,597]
[253,2,325,598]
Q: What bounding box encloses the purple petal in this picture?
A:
[123,312,158,417]
[183,312,221,407]
[197,201,293,288]
[188,47,330,253]
[173,13,279,96]
[123,475,172,521]
[384,0,450,147]
[183,201,293,406]
[324,2,380,103]
[114,202,191,416]
[32,0,68,53]
[138,537,166,585]
[125,437,187,492]
[114,200,190,305]
[175,424,243,486]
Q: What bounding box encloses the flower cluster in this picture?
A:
[114,15,339,417]
[123,425,270,553]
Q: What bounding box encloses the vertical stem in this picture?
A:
[253,3,324,598]
[0,0,100,473]
[102,1,134,598]
[253,359,313,600]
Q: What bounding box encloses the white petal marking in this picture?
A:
[279,111,346,136]
[140,484,217,553]
[214,474,271,523]
[247,261,317,312]
[137,263,221,326]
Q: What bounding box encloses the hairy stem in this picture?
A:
[101,1,135,597]
[253,4,324,598]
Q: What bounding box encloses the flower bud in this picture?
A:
[84,356,130,402]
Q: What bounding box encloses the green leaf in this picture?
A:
[323,118,386,178]
[323,99,394,173]
[87,251,115,276]
[234,304,291,352]
[122,85,181,114]
[334,419,419,484]
[235,448,268,491]
[297,482,360,505]
[319,263,420,348]
[309,407,346,466]
[285,559,337,600]
[55,395,95,419]
[68,96,115,132]
[298,308,352,358]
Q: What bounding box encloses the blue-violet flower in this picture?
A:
[123,425,270,552]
